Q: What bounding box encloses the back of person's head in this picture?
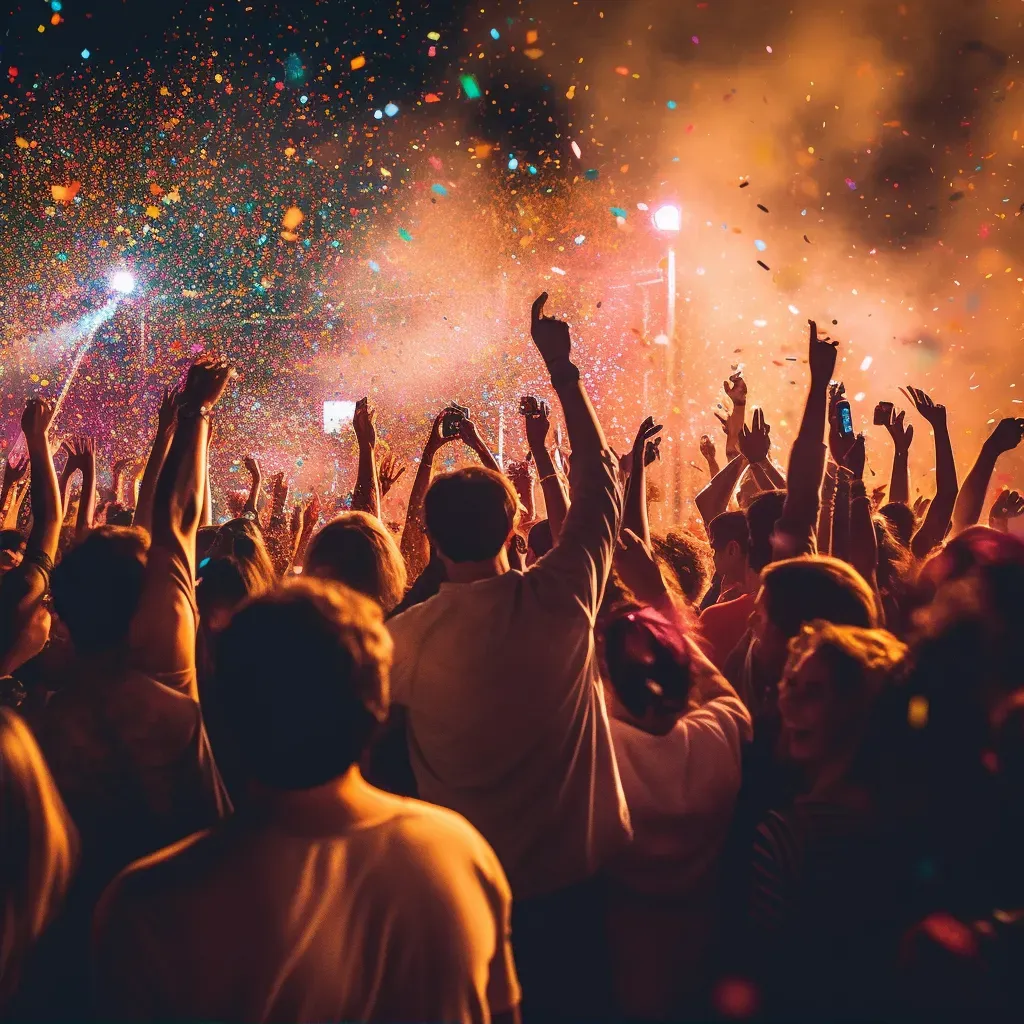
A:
[304,512,407,613]
[102,503,134,528]
[746,489,787,572]
[527,519,553,565]
[761,556,879,639]
[603,605,694,733]
[709,510,749,555]
[209,518,276,587]
[0,708,77,1005]
[215,579,391,789]
[0,532,24,556]
[917,526,1024,599]
[197,555,273,634]
[196,525,219,565]
[652,529,713,605]
[880,501,917,549]
[50,527,149,655]
[425,467,518,563]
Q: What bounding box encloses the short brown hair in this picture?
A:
[425,467,518,563]
[761,556,879,639]
[215,578,392,789]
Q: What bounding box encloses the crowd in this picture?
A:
[0,291,1022,1022]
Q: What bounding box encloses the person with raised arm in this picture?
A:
[904,386,958,558]
[621,416,663,547]
[387,293,629,1020]
[0,452,30,533]
[523,396,569,543]
[351,398,381,519]
[699,433,720,479]
[988,488,1024,532]
[0,400,62,676]
[133,386,178,537]
[773,320,837,561]
[882,405,913,507]
[694,408,775,527]
[951,417,1024,535]
[240,455,262,523]
[60,438,97,542]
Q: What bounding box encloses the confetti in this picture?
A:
[460,74,482,99]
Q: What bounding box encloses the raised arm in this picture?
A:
[241,455,263,523]
[133,387,178,536]
[63,437,97,540]
[952,417,1024,535]
[721,373,747,461]
[377,449,407,507]
[22,401,61,563]
[458,416,502,474]
[351,398,381,519]
[0,453,29,531]
[524,398,569,542]
[695,454,745,527]
[883,406,913,507]
[528,292,621,619]
[400,409,455,579]
[989,488,1024,532]
[737,406,780,490]
[844,435,878,585]
[699,433,721,480]
[130,357,234,698]
[776,321,837,559]
[816,461,838,554]
[622,416,664,547]
[906,387,959,559]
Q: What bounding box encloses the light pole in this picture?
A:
[652,204,681,520]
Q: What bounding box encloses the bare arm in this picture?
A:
[524,399,569,542]
[351,399,381,519]
[695,454,745,527]
[134,388,178,536]
[884,407,913,507]
[816,461,838,554]
[844,436,878,584]
[459,418,502,474]
[906,387,958,559]
[61,437,97,540]
[241,456,263,523]
[832,468,852,564]
[622,417,663,547]
[951,418,1024,535]
[400,411,451,579]
[130,358,234,698]
[699,433,721,479]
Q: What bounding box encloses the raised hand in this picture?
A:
[828,383,856,467]
[523,396,552,451]
[157,386,179,432]
[244,456,261,481]
[530,292,571,365]
[644,438,662,467]
[984,417,1024,455]
[353,398,377,449]
[990,488,1024,522]
[290,501,305,541]
[180,355,235,412]
[458,415,485,453]
[4,452,29,485]
[424,408,460,456]
[21,398,55,443]
[303,491,322,530]
[723,372,747,407]
[270,471,289,521]
[64,436,96,475]
[738,407,771,464]
[631,416,664,460]
[378,450,407,497]
[885,407,914,454]
[699,434,717,463]
[913,494,932,519]
[903,386,947,431]
[808,319,839,386]
[845,434,866,479]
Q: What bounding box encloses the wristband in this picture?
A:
[177,404,212,421]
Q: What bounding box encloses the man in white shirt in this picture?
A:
[602,602,753,1019]
[388,294,631,1017]
[94,579,519,1024]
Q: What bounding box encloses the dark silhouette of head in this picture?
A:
[425,467,518,564]
[50,527,149,656]
[746,489,787,572]
[215,578,391,790]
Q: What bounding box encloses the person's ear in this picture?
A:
[726,539,741,561]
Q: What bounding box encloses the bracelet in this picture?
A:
[177,404,212,421]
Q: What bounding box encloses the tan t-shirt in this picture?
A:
[94,789,519,1024]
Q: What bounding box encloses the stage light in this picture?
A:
[109,270,136,294]
[653,204,681,233]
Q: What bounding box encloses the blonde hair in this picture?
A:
[305,512,408,613]
[0,709,77,1005]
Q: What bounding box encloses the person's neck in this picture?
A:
[250,766,390,829]
[443,554,508,584]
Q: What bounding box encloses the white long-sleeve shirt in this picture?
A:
[388,449,631,900]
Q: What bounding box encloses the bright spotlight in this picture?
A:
[653,204,681,232]
[109,270,136,294]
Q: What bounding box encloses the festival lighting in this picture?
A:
[109,270,136,294]
[652,204,681,233]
